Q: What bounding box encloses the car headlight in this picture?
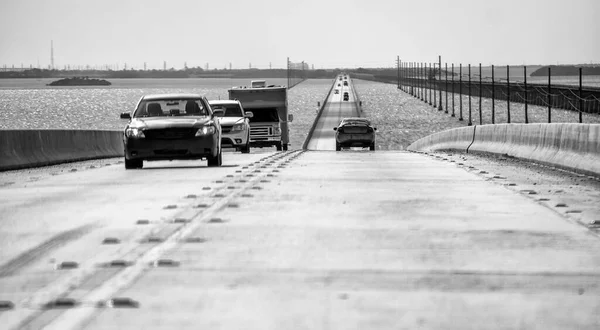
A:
[195,125,216,136]
[273,127,281,135]
[231,124,246,132]
[125,127,145,138]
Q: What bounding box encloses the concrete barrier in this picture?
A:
[0,130,123,171]
[408,123,600,177]
[407,126,475,153]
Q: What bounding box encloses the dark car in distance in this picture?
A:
[343,92,349,101]
[120,94,224,169]
[333,117,377,151]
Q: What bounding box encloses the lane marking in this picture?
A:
[31,150,304,330]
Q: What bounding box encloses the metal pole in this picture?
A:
[433,63,437,108]
[445,62,448,113]
[468,64,472,126]
[459,64,463,121]
[423,63,426,102]
[479,63,482,125]
[452,63,455,117]
[397,56,400,89]
[507,65,511,123]
[579,68,583,123]
[524,66,528,124]
[491,65,495,124]
[428,63,432,106]
[438,55,443,111]
[548,67,551,123]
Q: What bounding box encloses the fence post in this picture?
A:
[438,55,443,111]
[479,63,482,125]
[420,63,424,101]
[468,64,472,126]
[524,66,528,124]
[507,65,511,123]
[579,68,583,123]
[452,63,455,117]
[445,62,448,113]
[397,56,400,90]
[491,65,495,124]
[433,62,437,108]
[459,64,463,121]
[547,67,551,123]
[428,63,432,106]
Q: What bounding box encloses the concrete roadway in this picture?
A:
[0,76,599,329]
[305,78,359,150]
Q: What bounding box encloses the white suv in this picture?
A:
[208,100,253,153]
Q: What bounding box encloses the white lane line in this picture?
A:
[39,151,303,330]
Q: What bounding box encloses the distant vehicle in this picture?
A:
[343,92,349,101]
[208,99,253,153]
[120,94,224,169]
[334,89,340,94]
[229,81,293,151]
[333,117,377,151]
[337,83,341,87]
[343,81,348,86]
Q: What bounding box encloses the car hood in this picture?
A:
[130,117,213,129]
[218,117,244,126]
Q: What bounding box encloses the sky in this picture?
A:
[1,0,598,70]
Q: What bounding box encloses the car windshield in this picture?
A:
[210,103,243,117]
[342,119,370,126]
[248,108,279,122]
[133,98,208,118]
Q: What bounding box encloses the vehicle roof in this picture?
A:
[208,100,240,105]
[142,93,204,100]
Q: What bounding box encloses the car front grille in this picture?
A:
[250,126,270,137]
[221,125,233,134]
[144,128,197,140]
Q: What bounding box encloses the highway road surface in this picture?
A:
[1,76,599,329]
[305,78,360,151]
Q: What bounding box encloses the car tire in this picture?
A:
[369,142,376,151]
[276,142,283,151]
[335,143,341,151]
[125,157,143,169]
[240,144,250,154]
[207,149,222,167]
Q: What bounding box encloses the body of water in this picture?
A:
[0,78,332,149]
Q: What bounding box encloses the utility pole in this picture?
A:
[269,62,272,70]
[163,61,166,71]
[229,63,232,70]
[144,62,147,71]
[50,40,55,70]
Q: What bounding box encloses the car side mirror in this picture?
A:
[288,114,294,122]
[120,112,131,119]
[213,109,225,117]
[333,127,337,131]
[245,111,254,118]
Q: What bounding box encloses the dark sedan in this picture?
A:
[120,94,224,169]
[333,117,377,151]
